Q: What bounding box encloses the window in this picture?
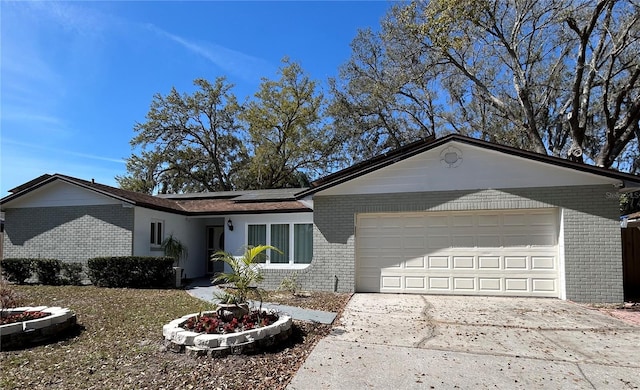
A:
[247,223,313,265]
[270,224,289,263]
[294,224,313,264]
[150,220,163,246]
[248,224,267,263]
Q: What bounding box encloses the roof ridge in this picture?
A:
[297,133,640,198]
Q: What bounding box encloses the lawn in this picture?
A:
[0,285,350,389]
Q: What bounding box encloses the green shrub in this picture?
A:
[87,256,174,288]
[278,274,301,295]
[212,245,279,304]
[61,262,84,286]
[32,259,63,285]
[0,258,34,284]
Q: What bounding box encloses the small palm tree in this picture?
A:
[211,245,281,304]
[161,234,188,267]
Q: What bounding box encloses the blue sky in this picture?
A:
[1,1,393,196]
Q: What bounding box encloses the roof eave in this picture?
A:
[298,134,640,198]
[1,175,137,210]
[185,207,313,216]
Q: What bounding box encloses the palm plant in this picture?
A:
[161,234,188,267]
[211,245,281,305]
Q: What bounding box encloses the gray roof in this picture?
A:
[1,175,311,215]
[158,188,307,202]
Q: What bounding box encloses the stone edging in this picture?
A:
[0,306,77,350]
[163,311,293,357]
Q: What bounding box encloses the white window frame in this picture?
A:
[150,219,164,247]
[247,222,313,269]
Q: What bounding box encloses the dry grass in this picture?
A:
[0,285,351,390]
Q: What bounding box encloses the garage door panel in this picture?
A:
[479,256,501,269]
[358,236,382,249]
[452,235,475,247]
[428,235,451,249]
[478,214,500,226]
[477,235,501,247]
[427,216,449,227]
[428,256,449,268]
[532,256,555,270]
[528,233,556,246]
[429,277,450,290]
[382,276,402,288]
[356,209,560,298]
[503,234,530,246]
[453,278,475,290]
[530,212,556,226]
[405,277,426,289]
[453,256,474,269]
[532,279,556,292]
[380,236,402,249]
[505,278,529,291]
[403,236,426,249]
[503,214,526,226]
[504,256,527,269]
[405,257,426,269]
[452,215,474,227]
[479,278,501,291]
[379,216,403,227]
[357,275,381,292]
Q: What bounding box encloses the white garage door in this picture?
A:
[356,209,560,297]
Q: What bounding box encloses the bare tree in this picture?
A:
[331,0,640,170]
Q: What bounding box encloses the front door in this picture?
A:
[206,226,225,274]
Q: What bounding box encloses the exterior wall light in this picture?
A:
[227,219,234,231]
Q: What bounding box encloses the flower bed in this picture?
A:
[0,306,77,350]
[163,309,293,358]
[1,310,51,325]
[183,310,280,334]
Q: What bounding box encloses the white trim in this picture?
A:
[558,209,567,300]
[257,263,311,270]
[150,219,164,247]
[246,222,313,266]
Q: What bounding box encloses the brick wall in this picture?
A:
[3,205,134,265]
[261,185,623,303]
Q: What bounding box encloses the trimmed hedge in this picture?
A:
[61,262,84,286]
[87,256,174,288]
[1,258,33,284]
[0,258,84,286]
[33,259,63,286]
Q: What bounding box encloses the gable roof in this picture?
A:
[297,134,640,197]
[1,174,311,215]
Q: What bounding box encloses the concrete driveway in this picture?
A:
[288,294,640,389]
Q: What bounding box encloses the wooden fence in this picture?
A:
[622,227,640,301]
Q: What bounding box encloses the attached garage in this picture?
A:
[356,209,560,297]
[301,134,640,302]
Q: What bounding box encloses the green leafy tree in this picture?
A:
[116,152,164,194]
[117,77,246,193]
[239,58,340,189]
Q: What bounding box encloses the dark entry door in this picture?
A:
[207,226,225,274]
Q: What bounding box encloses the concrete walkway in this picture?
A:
[184,278,337,324]
[288,294,640,389]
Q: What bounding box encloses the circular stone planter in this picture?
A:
[163,310,293,358]
[0,306,77,350]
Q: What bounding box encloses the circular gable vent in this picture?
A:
[440,146,463,168]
